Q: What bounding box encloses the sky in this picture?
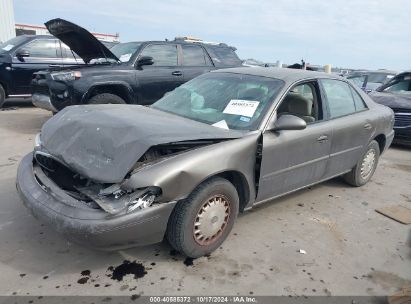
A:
[13,0,411,70]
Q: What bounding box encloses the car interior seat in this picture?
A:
[279,92,315,123]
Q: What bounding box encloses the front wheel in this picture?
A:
[88,93,126,105]
[344,140,380,187]
[166,177,239,258]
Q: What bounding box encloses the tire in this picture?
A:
[0,84,6,108]
[166,177,239,258]
[344,140,380,187]
[88,93,126,105]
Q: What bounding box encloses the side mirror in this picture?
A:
[136,56,154,67]
[269,114,307,131]
[16,49,30,59]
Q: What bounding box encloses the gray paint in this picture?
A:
[40,104,244,183]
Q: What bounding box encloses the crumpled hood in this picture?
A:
[369,91,411,110]
[45,18,119,64]
[40,105,244,183]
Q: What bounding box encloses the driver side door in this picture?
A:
[135,43,184,105]
[256,80,332,202]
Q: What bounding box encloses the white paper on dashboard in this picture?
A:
[2,44,14,51]
[223,99,260,117]
[212,120,229,130]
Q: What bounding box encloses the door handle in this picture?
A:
[171,71,182,76]
[48,64,61,68]
[317,135,328,142]
[364,123,372,130]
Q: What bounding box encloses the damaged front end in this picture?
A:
[33,149,161,216]
[32,138,225,216]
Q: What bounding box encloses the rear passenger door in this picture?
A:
[135,43,183,104]
[179,44,214,81]
[319,79,373,178]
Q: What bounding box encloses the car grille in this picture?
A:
[393,110,411,127]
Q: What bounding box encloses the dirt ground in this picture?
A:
[0,101,410,297]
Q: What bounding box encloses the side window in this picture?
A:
[181,44,211,66]
[277,82,322,124]
[60,42,83,62]
[348,75,365,88]
[321,79,356,118]
[350,87,367,111]
[139,44,177,66]
[21,39,60,58]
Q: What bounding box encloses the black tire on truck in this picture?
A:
[0,84,6,108]
[88,93,126,105]
[166,177,239,258]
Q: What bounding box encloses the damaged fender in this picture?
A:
[121,132,261,208]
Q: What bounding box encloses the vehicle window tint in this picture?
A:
[321,79,356,118]
[277,82,322,124]
[350,87,367,111]
[205,46,242,67]
[139,44,177,66]
[60,42,83,62]
[22,39,59,58]
[182,44,211,66]
[348,75,365,88]
[384,77,411,95]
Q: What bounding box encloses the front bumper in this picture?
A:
[16,153,177,250]
[393,127,411,146]
[32,93,58,112]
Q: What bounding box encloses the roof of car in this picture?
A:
[347,70,398,76]
[213,67,343,83]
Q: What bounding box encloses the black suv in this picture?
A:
[32,19,243,112]
[0,34,85,108]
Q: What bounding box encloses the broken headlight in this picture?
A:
[51,71,81,81]
[127,191,158,213]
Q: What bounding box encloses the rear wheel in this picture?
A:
[0,85,6,108]
[88,93,126,105]
[166,177,239,258]
[344,140,380,187]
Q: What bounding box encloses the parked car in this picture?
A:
[347,70,397,93]
[369,71,411,145]
[0,35,85,108]
[17,68,394,257]
[31,18,242,113]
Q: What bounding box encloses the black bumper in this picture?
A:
[16,153,177,250]
[393,127,411,146]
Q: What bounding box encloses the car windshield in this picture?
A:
[0,36,27,54]
[380,74,411,96]
[151,72,284,130]
[110,42,142,62]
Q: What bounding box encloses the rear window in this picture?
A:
[204,45,242,67]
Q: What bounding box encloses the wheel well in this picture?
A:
[374,134,386,153]
[87,85,132,103]
[216,171,250,212]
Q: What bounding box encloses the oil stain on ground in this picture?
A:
[107,260,147,281]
